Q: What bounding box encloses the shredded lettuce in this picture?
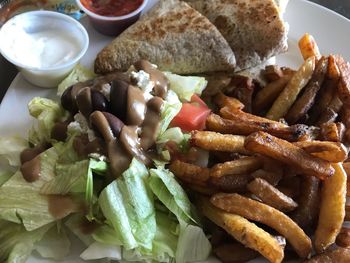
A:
[28,98,66,145]
[0,220,51,263]
[34,224,71,260]
[159,90,182,137]
[149,167,197,225]
[164,72,208,102]
[65,214,94,246]
[80,242,122,261]
[0,136,27,167]
[99,159,156,250]
[57,64,95,96]
[92,225,122,246]
[0,146,65,230]
[0,170,13,187]
[176,224,212,263]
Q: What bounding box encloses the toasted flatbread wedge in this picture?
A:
[94,0,236,75]
[185,0,288,71]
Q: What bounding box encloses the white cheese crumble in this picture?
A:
[130,70,154,101]
[88,153,107,162]
[67,113,96,141]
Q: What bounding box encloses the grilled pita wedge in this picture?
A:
[94,0,236,75]
[185,0,288,71]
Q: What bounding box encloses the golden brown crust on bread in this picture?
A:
[94,0,236,75]
[185,0,288,71]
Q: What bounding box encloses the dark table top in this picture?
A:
[0,0,350,104]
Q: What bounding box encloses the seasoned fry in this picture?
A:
[251,169,282,186]
[320,122,346,142]
[328,55,341,80]
[244,131,335,180]
[315,108,338,125]
[190,131,249,154]
[298,33,321,60]
[314,163,347,253]
[346,204,350,221]
[254,75,292,113]
[169,160,210,187]
[266,56,316,120]
[209,174,251,193]
[336,228,350,248]
[209,109,315,141]
[262,65,284,82]
[198,197,284,263]
[247,178,298,212]
[211,193,312,258]
[304,247,350,263]
[335,55,350,106]
[210,156,262,178]
[185,184,218,196]
[214,92,244,111]
[213,242,259,263]
[229,75,255,113]
[293,140,348,162]
[291,175,320,230]
[285,57,328,124]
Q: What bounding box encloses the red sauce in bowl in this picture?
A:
[81,0,144,17]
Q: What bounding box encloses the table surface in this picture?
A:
[0,0,349,104]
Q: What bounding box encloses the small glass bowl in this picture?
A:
[76,0,148,36]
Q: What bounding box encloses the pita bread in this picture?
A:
[185,0,288,71]
[94,0,236,75]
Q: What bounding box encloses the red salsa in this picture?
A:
[81,0,144,17]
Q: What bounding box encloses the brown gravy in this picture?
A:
[90,111,115,142]
[107,139,132,177]
[127,86,146,126]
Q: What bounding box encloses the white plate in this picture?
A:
[1,0,350,262]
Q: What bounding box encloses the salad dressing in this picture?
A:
[48,195,79,219]
[134,60,169,98]
[127,85,146,126]
[20,144,48,164]
[20,156,41,182]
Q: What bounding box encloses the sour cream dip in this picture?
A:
[0,11,89,88]
[1,25,81,69]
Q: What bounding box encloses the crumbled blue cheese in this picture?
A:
[130,70,154,101]
[88,153,107,162]
[67,113,96,141]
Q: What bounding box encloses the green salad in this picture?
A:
[0,61,212,263]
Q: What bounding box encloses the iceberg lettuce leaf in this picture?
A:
[0,136,28,167]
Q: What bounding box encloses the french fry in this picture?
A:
[320,122,346,142]
[169,160,210,187]
[285,57,328,124]
[247,178,298,212]
[213,242,259,263]
[198,197,285,263]
[244,131,335,180]
[315,108,338,125]
[229,75,255,113]
[209,174,251,193]
[346,204,350,221]
[251,169,282,186]
[304,247,350,263]
[210,156,262,178]
[190,131,249,154]
[336,228,350,248]
[293,140,348,162]
[209,110,315,141]
[314,163,347,253]
[262,65,284,82]
[328,55,341,80]
[185,184,218,196]
[266,56,316,120]
[214,92,244,111]
[335,55,350,106]
[254,75,292,113]
[298,33,321,60]
[291,175,320,230]
[211,193,312,258]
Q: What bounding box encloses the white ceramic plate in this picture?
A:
[1,0,350,262]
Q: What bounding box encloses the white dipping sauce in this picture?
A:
[1,21,81,69]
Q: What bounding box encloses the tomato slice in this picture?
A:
[170,95,211,132]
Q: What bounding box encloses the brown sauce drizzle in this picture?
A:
[73,135,106,157]
[51,121,69,142]
[107,139,132,177]
[76,87,93,118]
[90,111,115,142]
[134,60,169,98]
[48,195,82,219]
[20,144,48,164]
[127,86,146,126]
[79,218,101,235]
[141,97,163,150]
[20,155,41,182]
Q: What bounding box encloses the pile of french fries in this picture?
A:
[170,34,350,262]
